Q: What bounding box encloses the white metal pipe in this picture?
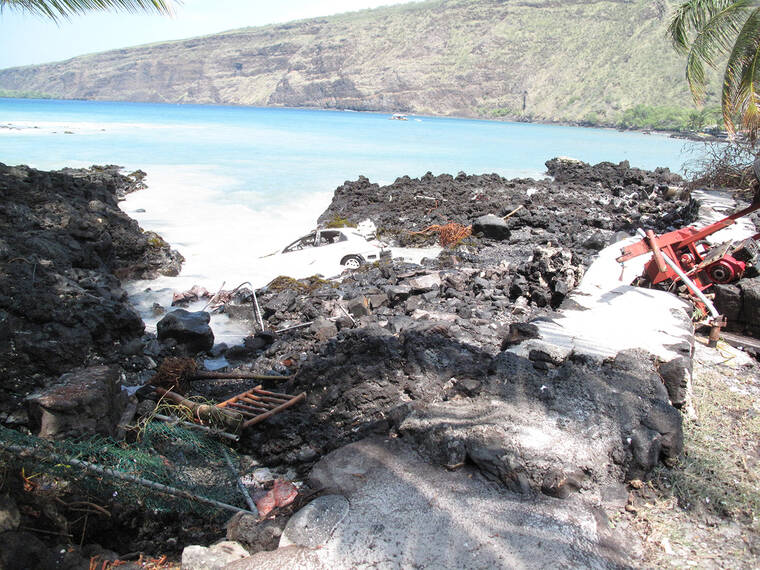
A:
[252,288,265,331]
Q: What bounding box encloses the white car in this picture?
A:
[269,228,388,269]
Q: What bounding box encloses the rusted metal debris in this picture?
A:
[411,222,472,247]
[618,200,760,290]
[618,199,760,343]
[217,386,307,429]
[153,381,306,433]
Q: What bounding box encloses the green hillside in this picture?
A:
[0,0,719,127]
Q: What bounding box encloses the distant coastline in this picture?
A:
[0,93,727,143]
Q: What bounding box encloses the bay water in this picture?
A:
[0,98,698,342]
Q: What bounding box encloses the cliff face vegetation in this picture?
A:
[0,0,714,124]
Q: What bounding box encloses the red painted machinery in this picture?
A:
[617,201,760,294]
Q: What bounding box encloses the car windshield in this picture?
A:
[283,233,316,253]
[282,230,350,253]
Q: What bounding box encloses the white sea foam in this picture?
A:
[0,120,176,136]
[122,165,440,343]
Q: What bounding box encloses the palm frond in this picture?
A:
[669,0,742,53]
[0,0,177,20]
[683,0,758,102]
[721,8,760,137]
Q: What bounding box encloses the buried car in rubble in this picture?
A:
[264,228,389,269]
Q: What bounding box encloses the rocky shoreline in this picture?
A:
[0,157,746,567]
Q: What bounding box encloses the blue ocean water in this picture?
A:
[0,98,701,341]
[0,98,696,206]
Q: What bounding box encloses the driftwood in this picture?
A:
[151,357,292,393]
[191,370,294,381]
[503,204,525,220]
[155,388,244,433]
[152,413,240,442]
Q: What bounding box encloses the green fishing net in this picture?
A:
[0,420,247,517]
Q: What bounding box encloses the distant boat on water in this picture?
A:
[390,113,408,121]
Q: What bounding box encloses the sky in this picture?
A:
[0,0,421,70]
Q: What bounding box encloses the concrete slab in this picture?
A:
[691,189,756,245]
[228,438,633,570]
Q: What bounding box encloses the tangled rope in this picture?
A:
[410,222,472,247]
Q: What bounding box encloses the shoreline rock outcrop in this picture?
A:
[0,163,183,418]
[318,158,693,257]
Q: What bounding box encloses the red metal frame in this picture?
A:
[217,386,306,429]
[617,201,760,290]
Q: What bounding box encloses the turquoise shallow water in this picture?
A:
[0,98,696,208]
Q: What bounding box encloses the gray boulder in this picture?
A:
[0,531,55,569]
[347,296,370,318]
[713,283,742,323]
[279,495,349,549]
[310,318,338,342]
[406,272,442,293]
[741,277,760,335]
[26,365,127,440]
[156,309,214,354]
[472,214,510,240]
[181,541,249,570]
[226,512,284,554]
[0,494,20,533]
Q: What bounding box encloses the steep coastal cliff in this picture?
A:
[0,0,710,125]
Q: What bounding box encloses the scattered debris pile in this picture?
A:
[0,157,725,565]
[616,190,760,343]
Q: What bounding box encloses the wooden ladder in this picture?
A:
[217,386,306,429]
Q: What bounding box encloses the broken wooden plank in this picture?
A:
[719,331,760,351]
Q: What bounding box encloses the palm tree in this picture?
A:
[669,0,760,139]
[0,0,176,21]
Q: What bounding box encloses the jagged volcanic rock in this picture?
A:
[0,163,183,414]
[318,158,697,259]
